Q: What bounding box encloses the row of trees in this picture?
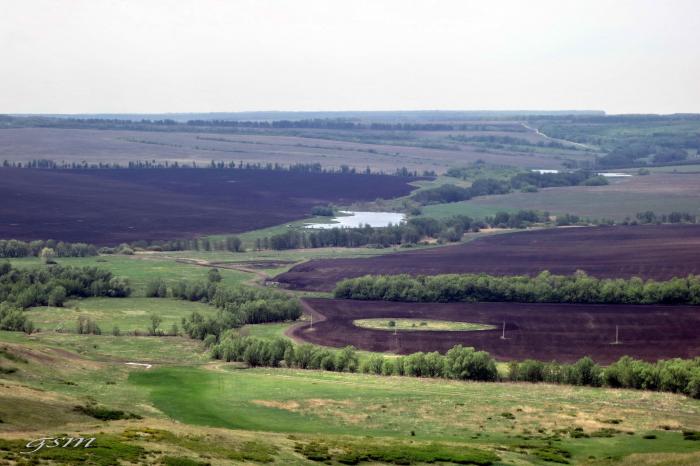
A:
[635,211,697,224]
[210,335,498,381]
[508,356,700,398]
[208,335,700,399]
[333,271,700,305]
[0,239,98,258]
[2,159,426,178]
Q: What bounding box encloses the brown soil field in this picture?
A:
[277,225,700,291]
[0,168,419,244]
[296,298,700,363]
[0,127,587,173]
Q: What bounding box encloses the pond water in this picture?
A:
[597,172,632,177]
[306,211,406,229]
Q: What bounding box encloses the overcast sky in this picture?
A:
[1,0,699,114]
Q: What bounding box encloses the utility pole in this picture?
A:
[500,321,506,340]
[613,325,620,345]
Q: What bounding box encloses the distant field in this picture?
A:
[0,125,592,173]
[0,168,419,244]
[276,225,700,291]
[422,173,700,220]
[26,297,216,334]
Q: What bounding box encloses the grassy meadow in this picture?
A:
[26,297,217,334]
[9,254,252,295]
[353,318,497,332]
[422,173,700,221]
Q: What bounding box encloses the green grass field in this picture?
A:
[9,255,252,295]
[423,173,700,221]
[26,297,216,334]
[130,366,700,464]
[353,318,497,332]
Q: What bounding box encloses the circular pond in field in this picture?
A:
[352,318,497,332]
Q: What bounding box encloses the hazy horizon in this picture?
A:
[2,0,699,115]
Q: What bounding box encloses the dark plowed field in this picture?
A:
[296,298,700,363]
[0,168,420,244]
[277,225,700,291]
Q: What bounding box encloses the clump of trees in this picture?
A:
[144,274,302,340]
[334,271,700,305]
[417,170,608,205]
[311,205,335,216]
[0,261,130,332]
[0,239,97,258]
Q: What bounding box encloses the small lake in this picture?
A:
[597,172,632,177]
[306,211,406,229]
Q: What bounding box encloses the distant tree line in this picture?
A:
[208,334,700,399]
[0,239,98,258]
[0,262,131,332]
[1,159,428,177]
[334,271,700,305]
[144,273,301,339]
[635,211,697,224]
[415,170,608,205]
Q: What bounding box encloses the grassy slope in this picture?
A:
[130,366,700,463]
[2,326,700,464]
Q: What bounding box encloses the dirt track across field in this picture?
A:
[277,225,700,291]
[295,298,700,363]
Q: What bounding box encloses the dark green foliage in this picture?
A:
[207,268,222,283]
[0,239,98,258]
[311,205,335,216]
[416,170,607,205]
[334,271,700,305]
[180,284,302,339]
[145,278,168,297]
[73,403,142,421]
[683,430,700,441]
[507,355,700,398]
[0,263,131,313]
